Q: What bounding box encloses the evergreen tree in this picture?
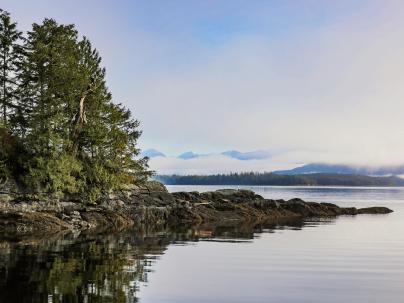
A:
[69,37,150,199]
[18,19,84,192]
[0,14,152,200]
[0,9,22,127]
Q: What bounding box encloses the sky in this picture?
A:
[3,1,404,174]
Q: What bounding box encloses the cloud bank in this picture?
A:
[134,1,404,172]
[148,154,288,175]
[3,1,404,174]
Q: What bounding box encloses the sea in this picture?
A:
[1,185,404,303]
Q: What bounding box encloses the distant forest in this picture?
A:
[156,173,404,187]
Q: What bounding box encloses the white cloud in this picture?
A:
[4,0,404,172]
[134,2,404,170]
[148,154,290,175]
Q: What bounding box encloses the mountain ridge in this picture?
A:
[143,148,273,160]
[140,149,166,158]
[274,163,404,176]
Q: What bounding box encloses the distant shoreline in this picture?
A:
[156,172,404,187]
[165,184,404,188]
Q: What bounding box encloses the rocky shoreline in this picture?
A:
[0,181,393,236]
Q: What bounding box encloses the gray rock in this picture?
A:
[0,181,394,236]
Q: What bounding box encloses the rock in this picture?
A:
[0,194,12,203]
[214,189,239,196]
[138,181,168,193]
[0,211,71,234]
[70,211,81,218]
[0,181,394,236]
[357,207,393,214]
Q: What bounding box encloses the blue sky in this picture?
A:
[3,1,404,173]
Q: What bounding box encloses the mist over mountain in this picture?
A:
[143,148,404,176]
[274,163,404,176]
[178,151,201,160]
[140,149,166,158]
[143,149,273,161]
[221,150,271,160]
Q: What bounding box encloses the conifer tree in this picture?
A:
[12,17,151,199]
[0,9,22,126]
[18,19,83,192]
[73,38,150,198]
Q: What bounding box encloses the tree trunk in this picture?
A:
[2,53,7,125]
[71,82,95,154]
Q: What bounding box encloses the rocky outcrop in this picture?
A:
[0,182,393,236]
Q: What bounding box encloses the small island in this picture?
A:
[0,180,393,236]
[0,10,392,237]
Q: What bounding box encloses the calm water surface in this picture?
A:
[1,186,404,302]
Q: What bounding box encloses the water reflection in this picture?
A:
[0,218,333,303]
[0,232,146,302]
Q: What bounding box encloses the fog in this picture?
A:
[3,1,404,173]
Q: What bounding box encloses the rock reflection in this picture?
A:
[0,218,334,303]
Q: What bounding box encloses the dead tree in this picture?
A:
[71,78,97,154]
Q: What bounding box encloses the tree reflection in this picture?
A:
[0,230,153,303]
[0,218,330,302]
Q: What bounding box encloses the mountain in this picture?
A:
[141,149,272,161]
[140,148,166,158]
[177,150,271,160]
[222,150,271,160]
[273,163,404,176]
[155,173,404,187]
[178,151,201,160]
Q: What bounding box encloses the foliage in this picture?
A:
[0,124,28,184]
[0,10,151,201]
[0,9,23,127]
[0,126,12,182]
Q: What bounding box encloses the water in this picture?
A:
[1,186,404,303]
